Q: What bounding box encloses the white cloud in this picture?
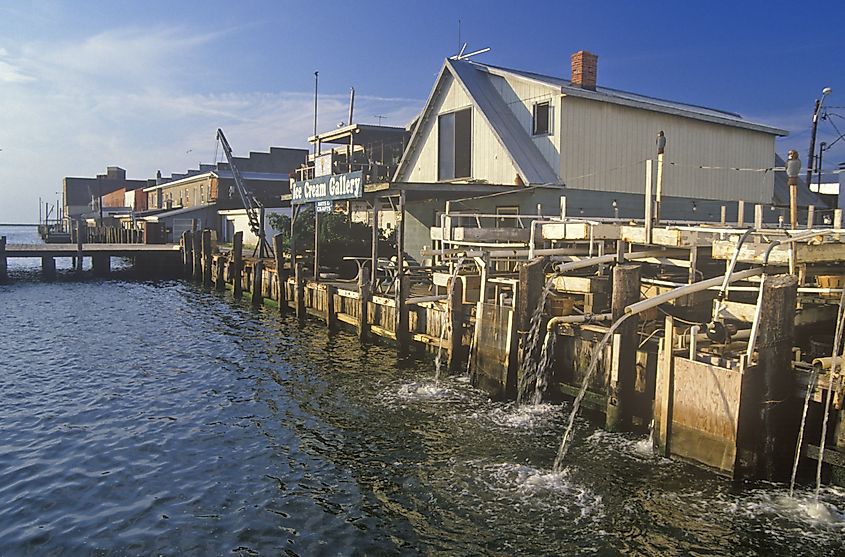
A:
[0,27,422,222]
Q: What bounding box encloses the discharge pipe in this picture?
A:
[546,312,613,331]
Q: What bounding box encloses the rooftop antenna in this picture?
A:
[457,18,461,53]
[449,43,490,61]
[374,115,387,125]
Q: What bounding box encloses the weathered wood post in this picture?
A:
[215,255,225,291]
[358,275,370,341]
[273,233,288,314]
[201,230,212,286]
[736,274,798,482]
[447,276,465,373]
[325,284,336,330]
[396,191,410,355]
[92,254,110,276]
[41,256,56,280]
[181,230,192,277]
[606,264,641,432]
[192,229,202,282]
[251,260,263,306]
[294,261,306,324]
[232,231,244,300]
[654,313,676,455]
[0,236,6,282]
[76,218,84,273]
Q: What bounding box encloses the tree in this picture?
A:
[268,207,394,273]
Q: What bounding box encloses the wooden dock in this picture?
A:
[0,237,182,279]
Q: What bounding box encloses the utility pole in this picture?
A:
[806,87,832,190]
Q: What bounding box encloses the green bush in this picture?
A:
[268,208,394,273]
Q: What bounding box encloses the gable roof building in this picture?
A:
[395,52,788,213]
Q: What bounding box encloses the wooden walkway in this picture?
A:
[4,243,181,257]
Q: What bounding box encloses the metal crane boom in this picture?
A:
[216,128,272,258]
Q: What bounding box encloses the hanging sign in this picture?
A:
[315,200,333,213]
[291,170,363,205]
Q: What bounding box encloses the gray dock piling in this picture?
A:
[736,274,798,482]
[606,264,641,432]
[251,260,264,306]
[92,254,110,277]
[41,256,56,280]
[232,232,243,300]
[0,236,6,281]
[201,230,212,287]
[192,231,202,282]
[273,233,287,314]
[447,276,465,373]
[294,262,305,324]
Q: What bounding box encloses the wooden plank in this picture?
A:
[540,222,620,241]
[712,238,845,265]
[452,227,531,242]
[551,275,605,294]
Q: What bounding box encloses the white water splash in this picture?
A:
[484,403,560,431]
[479,462,604,522]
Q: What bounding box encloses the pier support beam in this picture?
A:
[273,233,288,314]
[396,275,410,356]
[215,256,225,292]
[736,274,798,482]
[294,261,305,324]
[447,276,465,373]
[358,278,370,341]
[201,230,212,287]
[192,230,202,282]
[181,231,193,278]
[75,219,84,273]
[606,264,641,433]
[325,284,336,330]
[0,235,6,282]
[41,256,56,280]
[251,260,263,306]
[92,254,110,277]
[232,231,243,300]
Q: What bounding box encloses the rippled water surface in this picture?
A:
[2,226,845,556]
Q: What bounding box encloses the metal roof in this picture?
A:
[473,61,787,136]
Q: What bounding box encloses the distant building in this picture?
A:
[139,146,308,240]
[62,166,148,222]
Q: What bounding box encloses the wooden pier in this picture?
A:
[0,237,182,280]
[176,205,845,486]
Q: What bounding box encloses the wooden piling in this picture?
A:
[358,278,370,341]
[92,254,110,276]
[181,230,192,277]
[447,276,465,373]
[273,233,287,314]
[0,235,6,282]
[76,219,84,273]
[41,256,56,280]
[192,230,202,282]
[517,258,546,332]
[232,231,244,300]
[606,264,641,432]
[325,284,336,329]
[201,230,212,286]
[654,314,675,456]
[294,261,305,324]
[736,274,799,482]
[396,275,410,355]
[251,260,263,306]
[215,256,225,291]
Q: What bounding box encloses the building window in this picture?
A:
[533,101,550,135]
[438,108,472,180]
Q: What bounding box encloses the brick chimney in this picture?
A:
[570,50,598,91]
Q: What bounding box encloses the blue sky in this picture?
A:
[1,0,843,222]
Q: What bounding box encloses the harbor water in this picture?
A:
[2,226,845,556]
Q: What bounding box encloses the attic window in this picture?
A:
[533,101,550,135]
[438,108,472,180]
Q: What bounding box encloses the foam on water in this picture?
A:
[585,429,665,462]
[478,462,604,523]
[481,402,560,431]
[382,380,468,406]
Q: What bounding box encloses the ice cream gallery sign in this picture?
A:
[291,171,363,205]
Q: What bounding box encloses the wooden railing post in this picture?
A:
[251,260,264,306]
[202,229,212,286]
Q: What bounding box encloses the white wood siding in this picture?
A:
[559,96,775,203]
[491,74,560,178]
[403,73,518,184]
